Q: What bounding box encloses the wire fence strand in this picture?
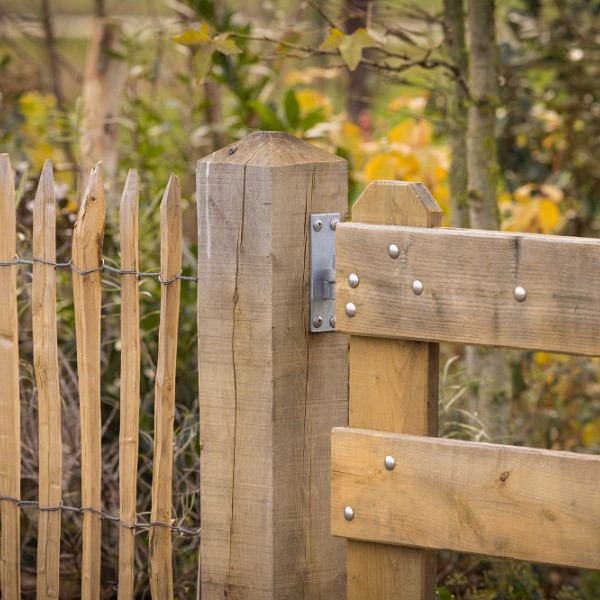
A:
[0,495,200,538]
[0,255,199,284]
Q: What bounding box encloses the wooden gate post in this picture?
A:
[342,181,442,599]
[197,132,348,598]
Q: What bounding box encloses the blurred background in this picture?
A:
[1,0,599,597]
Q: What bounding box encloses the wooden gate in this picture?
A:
[331,180,600,598]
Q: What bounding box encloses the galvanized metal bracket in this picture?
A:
[310,213,339,332]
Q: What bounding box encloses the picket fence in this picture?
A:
[1,131,599,600]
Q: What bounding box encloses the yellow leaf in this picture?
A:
[321,27,374,70]
[534,352,553,366]
[295,90,332,116]
[538,199,560,233]
[212,35,242,55]
[339,28,375,71]
[364,154,398,181]
[172,22,211,46]
[582,422,600,448]
[320,27,344,51]
[389,119,432,147]
[514,184,534,204]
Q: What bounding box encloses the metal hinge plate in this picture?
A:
[310,213,339,332]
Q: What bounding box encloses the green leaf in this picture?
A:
[194,46,215,82]
[212,35,242,56]
[300,107,326,131]
[339,28,375,71]
[247,100,286,131]
[284,89,300,129]
[436,588,455,600]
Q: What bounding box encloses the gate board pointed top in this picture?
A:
[197,132,348,598]
[340,181,441,600]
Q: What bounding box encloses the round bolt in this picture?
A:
[313,315,323,328]
[330,315,336,328]
[330,218,339,231]
[345,302,357,318]
[313,219,323,232]
[384,455,396,471]
[411,280,424,296]
[388,244,400,259]
[348,273,359,288]
[514,286,527,302]
[344,506,354,521]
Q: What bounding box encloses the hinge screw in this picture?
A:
[313,315,323,328]
[412,280,424,296]
[313,219,323,232]
[514,286,527,302]
[330,316,336,328]
[330,218,339,231]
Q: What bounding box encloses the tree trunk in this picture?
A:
[466,0,510,440]
[79,18,126,204]
[443,0,469,229]
[343,0,372,123]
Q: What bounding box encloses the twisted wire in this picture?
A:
[0,255,198,284]
[0,495,200,538]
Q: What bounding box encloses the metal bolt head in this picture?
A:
[514,286,527,302]
[313,219,323,232]
[348,273,359,288]
[344,506,354,521]
[330,315,336,328]
[388,244,400,259]
[345,302,357,317]
[330,218,339,231]
[384,455,396,471]
[313,315,323,328]
[412,280,424,296]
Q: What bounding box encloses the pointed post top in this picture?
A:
[198,131,346,168]
[352,180,442,227]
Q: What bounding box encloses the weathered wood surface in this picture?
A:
[33,161,62,599]
[198,131,348,598]
[332,428,600,569]
[0,154,21,599]
[149,175,181,600]
[336,223,600,356]
[118,170,140,600]
[343,181,440,600]
[72,164,105,600]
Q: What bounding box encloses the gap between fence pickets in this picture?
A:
[0,495,200,537]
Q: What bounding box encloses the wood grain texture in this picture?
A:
[0,154,21,599]
[336,224,600,355]
[332,428,600,569]
[149,175,181,600]
[198,132,348,598]
[33,160,62,599]
[344,181,441,600]
[118,170,140,600]
[72,164,105,600]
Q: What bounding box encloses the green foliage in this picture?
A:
[2,0,600,595]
